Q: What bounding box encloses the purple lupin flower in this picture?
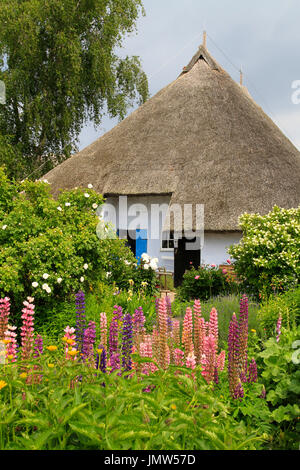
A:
[122,313,133,372]
[75,291,86,353]
[96,345,107,373]
[228,313,240,397]
[109,316,119,358]
[82,321,96,364]
[110,352,121,373]
[34,334,43,358]
[133,307,146,336]
[113,305,123,321]
[233,381,244,401]
[239,294,249,377]
[247,358,258,383]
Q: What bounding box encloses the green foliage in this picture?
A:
[0,135,25,180]
[178,265,233,302]
[172,294,262,350]
[0,0,148,179]
[0,357,268,450]
[257,326,300,449]
[228,206,300,297]
[257,286,300,335]
[0,167,137,317]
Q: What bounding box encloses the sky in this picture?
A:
[78,0,300,151]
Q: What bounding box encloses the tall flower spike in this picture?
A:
[157,298,169,369]
[82,321,96,365]
[276,314,282,343]
[113,305,123,321]
[182,307,194,356]
[75,291,86,353]
[20,298,35,361]
[133,307,146,349]
[0,297,10,340]
[100,312,108,351]
[208,308,218,353]
[4,325,17,363]
[165,295,173,332]
[239,294,249,377]
[248,358,258,383]
[122,313,133,372]
[96,345,107,373]
[201,334,216,384]
[109,316,119,358]
[228,313,240,397]
[193,299,204,365]
[34,334,43,358]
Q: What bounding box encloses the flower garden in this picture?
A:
[0,170,299,451]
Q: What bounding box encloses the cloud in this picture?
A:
[78,0,300,152]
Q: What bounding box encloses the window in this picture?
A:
[161,230,174,250]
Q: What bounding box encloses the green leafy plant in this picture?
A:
[229,206,300,297]
[257,325,300,449]
[178,265,233,302]
[257,286,300,335]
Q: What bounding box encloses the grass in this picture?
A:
[172,294,262,348]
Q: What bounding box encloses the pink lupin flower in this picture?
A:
[157,298,169,369]
[4,325,18,362]
[20,298,35,361]
[100,312,108,351]
[216,350,226,371]
[201,334,216,384]
[173,348,185,366]
[0,297,10,340]
[193,299,205,365]
[276,315,282,343]
[208,308,218,352]
[186,353,196,370]
[182,307,194,356]
[171,320,180,346]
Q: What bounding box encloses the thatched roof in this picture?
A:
[44,46,300,231]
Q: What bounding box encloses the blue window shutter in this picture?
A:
[136,229,147,263]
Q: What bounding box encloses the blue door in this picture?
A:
[136,229,148,264]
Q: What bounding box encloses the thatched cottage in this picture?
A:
[44,45,300,285]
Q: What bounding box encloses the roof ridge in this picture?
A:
[180,45,223,76]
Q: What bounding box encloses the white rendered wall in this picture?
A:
[101,196,241,271]
[101,195,174,272]
[201,232,242,266]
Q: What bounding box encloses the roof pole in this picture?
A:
[240,67,243,86]
[203,31,207,49]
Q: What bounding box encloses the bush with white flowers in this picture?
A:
[0,167,136,312]
[228,205,300,296]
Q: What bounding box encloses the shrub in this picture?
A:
[178,265,230,301]
[228,206,300,297]
[257,286,300,336]
[257,325,300,449]
[0,167,138,316]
